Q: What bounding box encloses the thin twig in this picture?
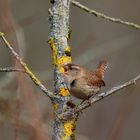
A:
[0,68,25,73]
[72,0,140,29]
[75,74,140,113]
[0,32,57,100]
[60,74,140,120]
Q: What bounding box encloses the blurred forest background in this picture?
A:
[0,0,140,140]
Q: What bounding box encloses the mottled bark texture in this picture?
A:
[48,0,76,140]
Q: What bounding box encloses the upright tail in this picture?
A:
[95,60,108,79]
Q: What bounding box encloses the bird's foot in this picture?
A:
[80,98,93,107]
[88,96,93,107]
[67,101,76,108]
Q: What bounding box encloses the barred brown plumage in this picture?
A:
[62,60,108,104]
[95,60,108,79]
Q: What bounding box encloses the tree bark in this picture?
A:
[48,0,76,139]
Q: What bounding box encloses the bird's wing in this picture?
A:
[84,72,105,87]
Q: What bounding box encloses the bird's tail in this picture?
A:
[95,60,108,79]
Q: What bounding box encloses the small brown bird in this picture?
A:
[62,60,108,104]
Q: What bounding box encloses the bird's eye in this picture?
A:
[69,67,73,70]
[63,67,68,72]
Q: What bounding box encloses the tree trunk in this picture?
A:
[48,0,76,139]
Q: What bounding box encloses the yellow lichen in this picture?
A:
[53,103,59,117]
[57,56,71,65]
[21,62,41,85]
[48,37,57,66]
[48,38,72,66]
[62,120,75,140]
[53,103,58,111]
[0,32,4,36]
[59,88,69,96]
[59,67,65,73]
[65,46,71,52]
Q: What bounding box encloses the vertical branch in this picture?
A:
[48,0,76,140]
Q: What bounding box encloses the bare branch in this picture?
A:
[72,0,140,29]
[0,68,25,73]
[61,74,140,120]
[0,32,57,100]
[75,74,140,113]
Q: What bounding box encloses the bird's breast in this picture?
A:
[70,81,100,99]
